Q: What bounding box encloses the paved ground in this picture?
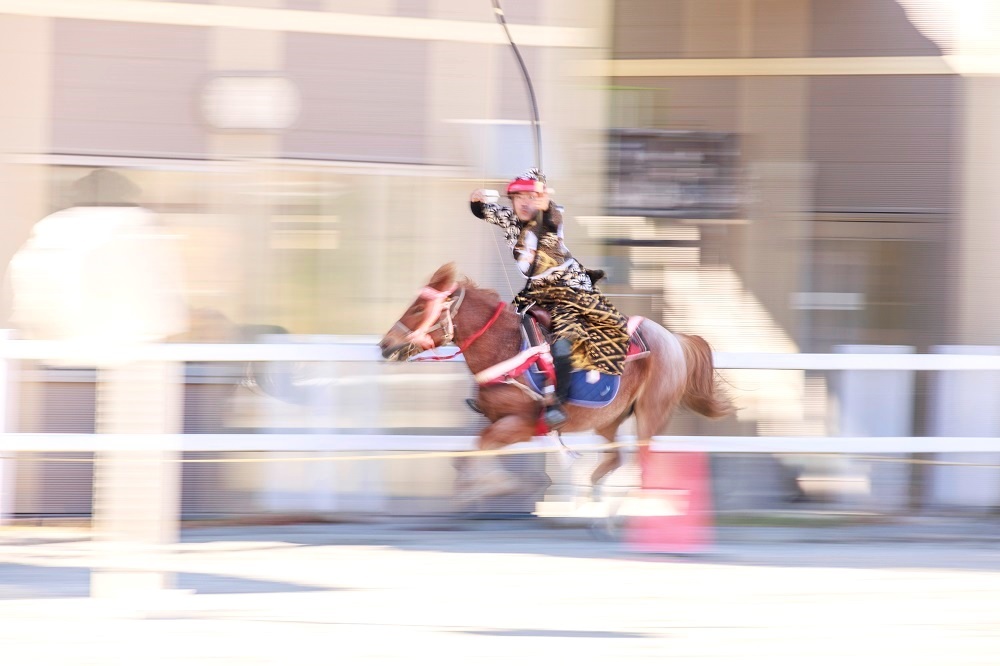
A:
[2,518,1000,665]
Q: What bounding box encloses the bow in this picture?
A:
[491,0,542,172]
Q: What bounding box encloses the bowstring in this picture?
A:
[481,105,516,301]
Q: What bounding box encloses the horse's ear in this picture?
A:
[428,262,457,289]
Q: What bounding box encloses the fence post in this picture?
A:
[90,358,184,600]
[927,345,1000,509]
[0,330,16,525]
[834,344,915,512]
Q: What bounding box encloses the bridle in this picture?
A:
[385,282,506,362]
[385,282,465,355]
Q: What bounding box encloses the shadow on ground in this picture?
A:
[0,562,342,599]
[176,517,1000,573]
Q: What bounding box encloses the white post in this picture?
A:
[90,357,184,600]
[5,194,189,599]
[0,330,16,525]
[927,345,1000,509]
[834,344,916,512]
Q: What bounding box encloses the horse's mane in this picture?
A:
[458,276,502,305]
[458,277,522,316]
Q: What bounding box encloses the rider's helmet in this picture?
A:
[506,167,549,196]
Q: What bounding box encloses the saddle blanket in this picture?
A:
[524,363,621,408]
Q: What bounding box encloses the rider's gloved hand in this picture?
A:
[470,189,499,204]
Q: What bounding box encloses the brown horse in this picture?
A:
[379,263,733,499]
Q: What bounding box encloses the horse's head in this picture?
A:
[379,263,465,361]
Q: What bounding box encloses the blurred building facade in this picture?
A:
[606,0,961,354]
[0,0,617,337]
[3,0,984,356]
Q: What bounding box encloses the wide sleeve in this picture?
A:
[470,201,521,249]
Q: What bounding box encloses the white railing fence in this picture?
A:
[3,334,1000,523]
[4,335,1000,453]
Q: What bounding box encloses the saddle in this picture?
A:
[521,305,650,361]
[468,304,650,428]
[509,307,649,416]
[470,306,649,395]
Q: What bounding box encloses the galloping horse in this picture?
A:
[379,263,733,499]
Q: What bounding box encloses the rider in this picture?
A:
[469,168,630,429]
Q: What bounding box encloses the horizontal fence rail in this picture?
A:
[4,334,1000,454]
[2,434,1000,455]
[1,337,1000,369]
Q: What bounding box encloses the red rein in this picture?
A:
[412,301,506,362]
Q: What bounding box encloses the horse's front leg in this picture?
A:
[458,415,537,500]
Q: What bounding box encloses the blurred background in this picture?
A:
[2,0,1000,523]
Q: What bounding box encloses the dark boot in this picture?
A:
[544,338,573,430]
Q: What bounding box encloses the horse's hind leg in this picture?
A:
[631,380,684,486]
[591,450,622,488]
[591,416,630,499]
[633,328,687,447]
[589,451,621,503]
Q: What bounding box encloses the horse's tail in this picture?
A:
[678,333,734,419]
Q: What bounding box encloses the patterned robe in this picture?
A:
[471,200,630,375]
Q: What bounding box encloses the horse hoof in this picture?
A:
[458,468,523,502]
[479,469,524,497]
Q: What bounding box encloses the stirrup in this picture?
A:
[516,300,537,317]
[544,404,568,430]
[465,398,484,415]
